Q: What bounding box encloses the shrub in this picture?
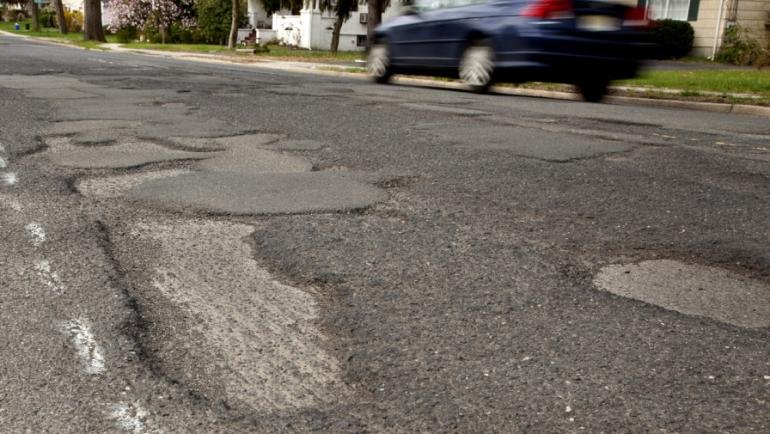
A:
[195,0,247,45]
[9,9,28,22]
[650,19,694,59]
[39,6,56,28]
[114,26,137,43]
[716,24,769,68]
[169,22,198,43]
[64,10,83,33]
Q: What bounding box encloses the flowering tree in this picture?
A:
[104,0,196,42]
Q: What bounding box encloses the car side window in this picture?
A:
[444,0,490,8]
[414,0,489,12]
[413,0,440,12]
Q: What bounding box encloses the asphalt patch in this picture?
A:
[594,259,770,328]
[402,103,488,116]
[423,123,635,161]
[127,172,386,215]
[197,148,312,174]
[49,142,215,169]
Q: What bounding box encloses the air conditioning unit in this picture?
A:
[360,13,368,24]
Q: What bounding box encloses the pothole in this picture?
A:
[77,169,191,198]
[594,259,770,328]
[134,220,350,410]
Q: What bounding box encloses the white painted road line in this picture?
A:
[60,318,106,375]
[25,222,46,246]
[2,172,17,185]
[109,402,149,434]
[34,259,65,293]
[0,157,7,168]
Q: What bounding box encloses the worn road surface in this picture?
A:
[1,35,769,432]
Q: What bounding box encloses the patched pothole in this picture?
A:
[127,172,387,215]
[594,259,770,328]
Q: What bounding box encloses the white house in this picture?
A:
[246,0,403,51]
[643,0,770,57]
[249,0,769,55]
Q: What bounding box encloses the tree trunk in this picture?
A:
[330,16,343,53]
[83,0,106,41]
[28,0,40,32]
[228,0,239,49]
[366,0,382,49]
[54,0,68,34]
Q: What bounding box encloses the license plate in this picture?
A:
[577,15,621,31]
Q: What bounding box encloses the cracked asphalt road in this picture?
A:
[1,35,769,432]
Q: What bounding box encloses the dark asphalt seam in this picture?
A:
[11,135,48,158]
[91,220,246,420]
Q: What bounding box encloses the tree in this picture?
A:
[227,0,238,48]
[365,0,392,48]
[316,0,356,53]
[27,0,40,31]
[84,0,106,41]
[103,0,195,43]
[366,0,380,47]
[53,0,68,34]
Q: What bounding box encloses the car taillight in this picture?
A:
[623,6,650,27]
[522,0,573,19]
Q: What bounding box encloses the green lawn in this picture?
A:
[618,70,770,97]
[0,21,116,48]
[257,45,363,62]
[120,42,231,54]
[121,41,364,62]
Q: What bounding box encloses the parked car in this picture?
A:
[368,0,652,101]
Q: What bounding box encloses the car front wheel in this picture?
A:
[577,79,610,103]
[459,41,495,93]
[368,43,393,84]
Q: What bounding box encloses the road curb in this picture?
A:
[731,104,770,117]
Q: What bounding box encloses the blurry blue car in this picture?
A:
[368,0,652,101]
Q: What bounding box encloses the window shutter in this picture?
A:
[687,0,700,21]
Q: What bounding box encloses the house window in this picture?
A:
[357,35,367,47]
[645,0,699,21]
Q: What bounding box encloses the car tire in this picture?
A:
[368,43,393,84]
[577,79,609,103]
[459,40,495,93]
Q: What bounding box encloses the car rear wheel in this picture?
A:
[368,43,393,84]
[577,79,609,103]
[459,41,495,93]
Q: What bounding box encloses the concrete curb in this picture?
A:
[3,30,768,118]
